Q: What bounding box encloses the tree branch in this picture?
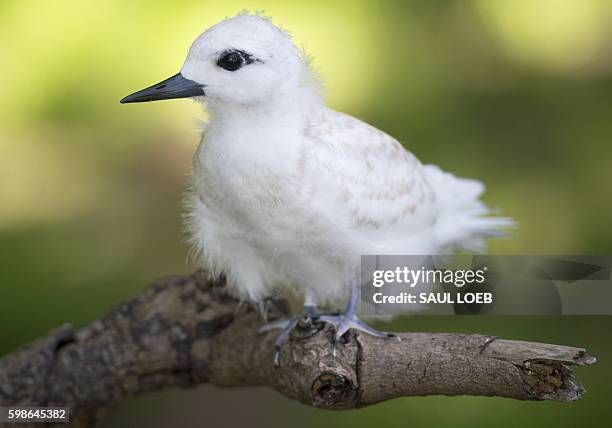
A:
[0,272,597,427]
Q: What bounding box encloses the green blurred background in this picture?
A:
[1,0,611,426]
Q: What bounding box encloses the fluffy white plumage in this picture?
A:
[176,13,512,307]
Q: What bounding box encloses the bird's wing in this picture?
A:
[302,109,438,246]
[302,108,511,253]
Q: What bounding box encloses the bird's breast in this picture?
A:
[192,136,308,236]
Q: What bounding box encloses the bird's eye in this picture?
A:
[217,51,244,71]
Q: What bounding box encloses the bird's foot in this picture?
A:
[317,313,397,356]
[258,307,320,366]
[259,307,397,365]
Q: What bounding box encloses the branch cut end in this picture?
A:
[520,359,587,402]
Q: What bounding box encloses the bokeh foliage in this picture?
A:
[1,1,611,427]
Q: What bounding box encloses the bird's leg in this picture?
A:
[303,290,319,318]
[255,295,291,322]
[257,299,271,322]
[318,279,394,349]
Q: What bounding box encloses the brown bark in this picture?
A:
[0,272,597,427]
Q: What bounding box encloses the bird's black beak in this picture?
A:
[120,73,205,104]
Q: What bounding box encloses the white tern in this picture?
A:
[121,13,513,364]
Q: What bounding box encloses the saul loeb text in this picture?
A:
[370,266,493,306]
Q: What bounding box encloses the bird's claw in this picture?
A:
[258,317,294,333]
[259,311,319,366]
[318,314,393,342]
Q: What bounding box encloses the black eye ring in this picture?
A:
[217,51,244,71]
[217,50,256,72]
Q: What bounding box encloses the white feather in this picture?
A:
[181,13,513,307]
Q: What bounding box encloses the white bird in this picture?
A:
[121,12,512,363]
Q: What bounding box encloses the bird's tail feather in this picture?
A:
[424,164,514,253]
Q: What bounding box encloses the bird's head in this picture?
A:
[121,13,316,109]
